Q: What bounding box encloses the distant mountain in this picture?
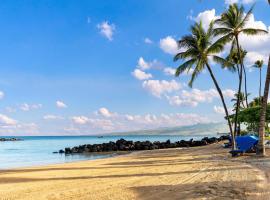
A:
[110,123,229,136]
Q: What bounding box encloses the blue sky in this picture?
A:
[0,0,269,135]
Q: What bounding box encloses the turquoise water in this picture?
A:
[0,135,213,169]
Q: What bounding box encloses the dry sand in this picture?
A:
[1,143,270,200]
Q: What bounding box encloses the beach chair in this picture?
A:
[229,135,258,157]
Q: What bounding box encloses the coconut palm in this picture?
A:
[214,3,268,142]
[257,57,270,156]
[253,60,264,98]
[231,92,248,111]
[225,46,249,107]
[174,21,235,149]
[249,97,263,107]
[256,0,270,156]
[224,48,241,77]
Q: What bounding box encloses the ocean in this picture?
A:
[0,134,215,169]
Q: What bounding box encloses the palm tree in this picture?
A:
[257,57,270,156]
[253,60,264,98]
[249,97,263,107]
[231,92,247,111]
[214,3,268,143]
[256,0,270,156]
[174,21,235,149]
[225,46,249,107]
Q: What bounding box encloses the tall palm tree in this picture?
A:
[257,0,270,156]
[214,3,268,142]
[257,57,270,156]
[225,46,249,107]
[174,21,235,149]
[253,60,264,98]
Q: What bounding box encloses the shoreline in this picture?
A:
[0,135,226,170]
[1,143,270,199]
[0,151,132,171]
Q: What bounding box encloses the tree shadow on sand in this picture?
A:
[130,180,269,200]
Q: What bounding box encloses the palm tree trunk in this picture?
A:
[243,65,249,108]
[206,62,235,150]
[257,56,270,156]
[234,36,244,150]
[236,64,240,78]
[260,68,262,98]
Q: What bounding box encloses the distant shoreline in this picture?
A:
[0,138,22,142]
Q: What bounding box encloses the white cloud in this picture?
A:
[214,106,225,114]
[0,91,4,99]
[43,115,63,120]
[121,113,210,129]
[225,0,239,5]
[222,89,235,98]
[167,95,198,107]
[194,9,218,30]
[56,101,67,108]
[144,38,153,44]
[0,114,17,125]
[225,0,255,5]
[97,21,115,41]
[132,69,153,80]
[97,107,115,118]
[72,116,89,125]
[245,52,268,67]
[214,105,234,115]
[20,103,42,111]
[69,111,211,134]
[72,115,114,131]
[167,88,235,107]
[163,67,176,76]
[88,118,114,131]
[136,57,162,71]
[242,0,255,4]
[142,80,182,97]
[167,89,218,107]
[125,115,134,121]
[164,67,194,76]
[239,15,270,66]
[137,57,150,70]
[0,122,39,135]
[159,36,179,55]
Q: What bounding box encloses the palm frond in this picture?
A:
[237,4,254,29]
[212,55,233,67]
[174,49,198,61]
[188,62,202,87]
[178,35,196,49]
[175,59,197,77]
[241,28,268,35]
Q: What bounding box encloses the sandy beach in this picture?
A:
[1,143,270,200]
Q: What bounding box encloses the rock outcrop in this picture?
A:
[0,138,23,142]
[57,135,229,154]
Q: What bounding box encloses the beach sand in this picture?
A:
[1,143,270,200]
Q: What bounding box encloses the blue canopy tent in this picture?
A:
[230,135,258,157]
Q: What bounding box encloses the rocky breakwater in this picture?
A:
[0,138,23,141]
[57,135,229,154]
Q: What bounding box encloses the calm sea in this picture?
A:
[0,135,215,169]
